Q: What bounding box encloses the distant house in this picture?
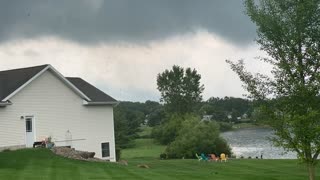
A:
[202,115,213,121]
[0,65,118,161]
[242,113,248,119]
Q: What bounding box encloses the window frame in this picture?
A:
[101,142,110,157]
[26,118,33,132]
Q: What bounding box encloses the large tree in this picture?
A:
[227,0,320,179]
[114,102,145,149]
[157,65,204,115]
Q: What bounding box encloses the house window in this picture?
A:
[26,118,32,132]
[101,142,110,157]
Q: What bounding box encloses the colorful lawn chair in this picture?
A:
[195,153,202,161]
[210,154,219,162]
[220,153,227,162]
[200,153,209,161]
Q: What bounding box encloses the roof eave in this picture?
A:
[83,100,119,106]
[0,101,12,107]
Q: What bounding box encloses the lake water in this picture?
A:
[221,128,297,159]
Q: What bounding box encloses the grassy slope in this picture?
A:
[0,140,318,179]
[121,138,165,159]
[122,138,314,180]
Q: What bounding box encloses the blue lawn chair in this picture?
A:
[200,153,209,161]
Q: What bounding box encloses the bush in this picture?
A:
[139,134,151,139]
[213,136,232,156]
[116,147,121,161]
[160,153,167,159]
[2,149,11,152]
[217,122,233,132]
[165,116,232,159]
[151,114,184,145]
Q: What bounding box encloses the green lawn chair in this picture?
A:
[195,153,202,161]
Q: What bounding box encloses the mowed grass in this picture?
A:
[121,138,165,159]
[123,138,317,180]
[0,140,319,180]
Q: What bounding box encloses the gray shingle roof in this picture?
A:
[66,77,117,103]
[0,65,117,103]
[0,64,48,101]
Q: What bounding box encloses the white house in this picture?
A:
[0,64,118,161]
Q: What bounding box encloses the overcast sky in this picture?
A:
[0,0,269,102]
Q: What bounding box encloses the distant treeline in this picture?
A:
[200,97,253,122]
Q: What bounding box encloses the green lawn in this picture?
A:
[138,125,153,138]
[122,138,165,159]
[0,140,318,179]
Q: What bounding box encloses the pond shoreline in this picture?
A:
[231,123,270,131]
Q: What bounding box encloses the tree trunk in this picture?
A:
[308,163,315,180]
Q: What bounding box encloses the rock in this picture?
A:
[88,152,95,158]
[51,147,100,162]
[118,160,128,166]
[79,152,89,159]
[79,152,95,159]
[137,164,150,169]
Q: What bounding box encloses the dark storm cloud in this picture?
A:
[0,0,256,45]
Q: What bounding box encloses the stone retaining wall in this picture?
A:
[51,147,107,162]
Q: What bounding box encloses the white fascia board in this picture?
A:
[0,101,12,106]
[3,65,91,102]
[83,100,119,106]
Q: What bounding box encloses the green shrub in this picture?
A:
[160,153,167,159]
[151,114,184,145]
[218,122,233,132]
[165,116,232,159]
[116,147,121,161]
[139,134,151,139]
[2,149,12,152]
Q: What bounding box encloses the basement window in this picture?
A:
[101,142,110,157]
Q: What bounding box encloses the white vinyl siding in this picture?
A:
[0,70,116,161]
